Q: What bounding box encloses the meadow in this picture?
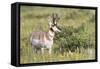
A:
[20,6,96,64]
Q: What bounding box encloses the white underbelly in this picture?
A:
[31,39,53,48]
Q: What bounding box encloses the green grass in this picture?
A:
[20,6,96,64]
[20,47,95,64]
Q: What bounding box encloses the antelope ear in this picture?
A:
[48,15,53,27]
[48,15,52,20]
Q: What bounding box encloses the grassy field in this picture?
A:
[20,6,96,64]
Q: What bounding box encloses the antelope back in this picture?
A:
[30,32,48,42]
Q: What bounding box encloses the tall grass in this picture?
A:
[20,6,96,64]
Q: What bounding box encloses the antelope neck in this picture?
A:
[47,28,55,40]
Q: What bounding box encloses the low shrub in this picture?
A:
[54,23,95,54]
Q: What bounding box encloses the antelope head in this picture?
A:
[48,13,61,32]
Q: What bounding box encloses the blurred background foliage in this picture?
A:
[20,6,96,64]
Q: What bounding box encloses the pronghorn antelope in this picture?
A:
[30,13,61,55]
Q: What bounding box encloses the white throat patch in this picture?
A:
[48,30,54,40]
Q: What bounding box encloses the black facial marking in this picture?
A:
[50,27,54,32]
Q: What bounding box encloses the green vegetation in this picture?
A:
[20,6,96,64]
